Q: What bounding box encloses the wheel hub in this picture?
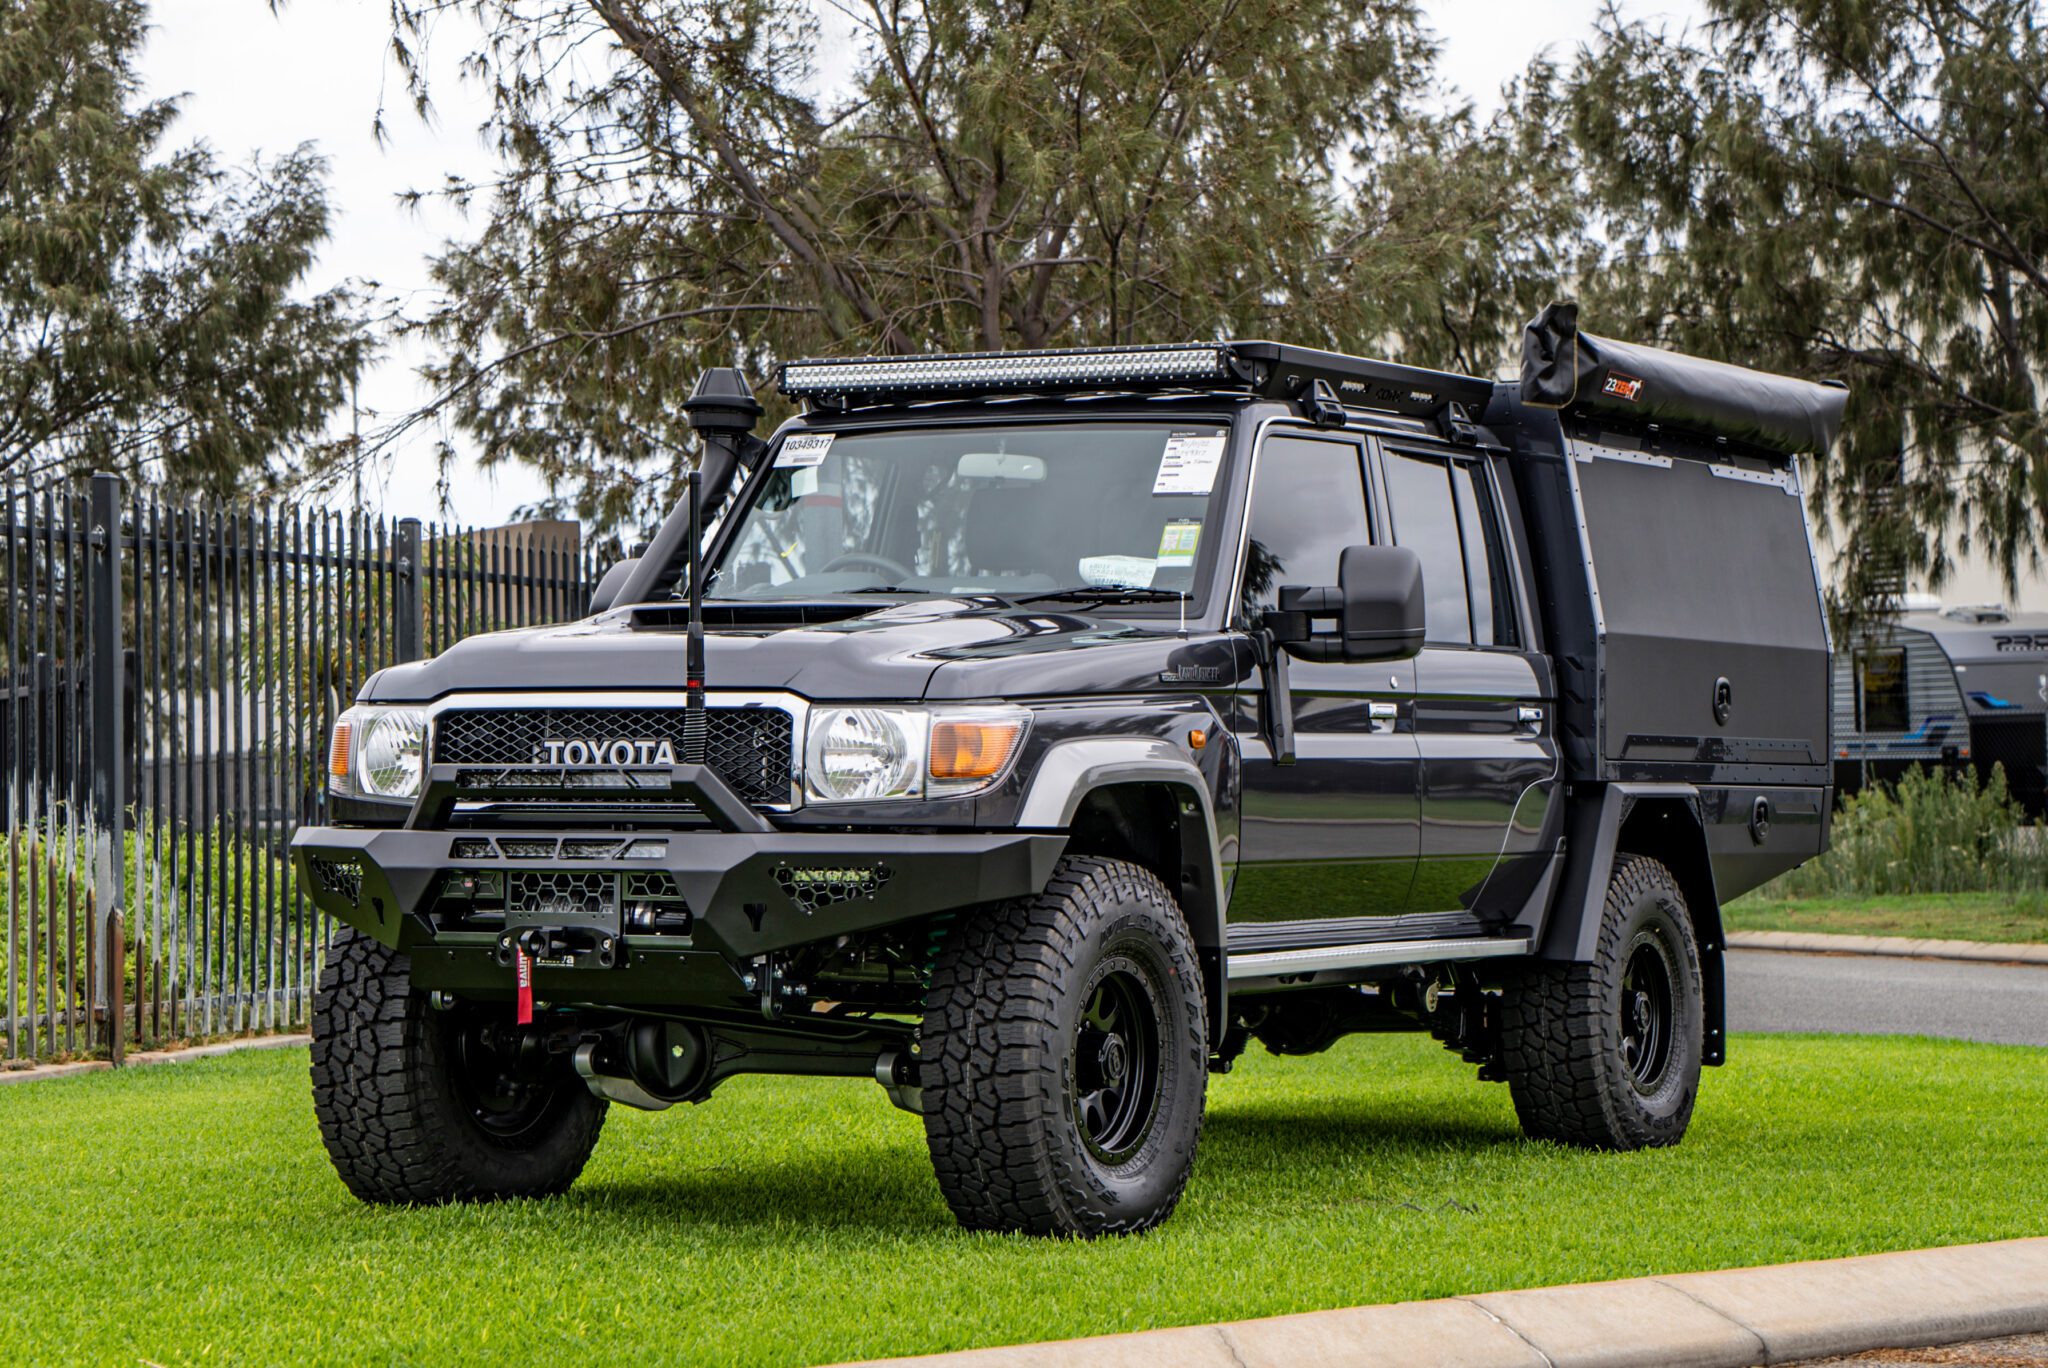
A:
[1098,1034,1128,1083]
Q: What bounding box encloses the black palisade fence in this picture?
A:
[3,471,603,1064]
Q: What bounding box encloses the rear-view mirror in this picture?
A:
[957,452,1046,484]
[1273,544,1425,662]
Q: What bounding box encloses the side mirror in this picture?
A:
[587,556,641,615]
[1273,544,1424,662]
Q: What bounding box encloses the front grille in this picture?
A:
[434,706,794,806]
[508,870,616,922]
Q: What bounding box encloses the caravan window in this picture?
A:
[1857,648,1909,732]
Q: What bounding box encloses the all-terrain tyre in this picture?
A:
[1500,854,1704,1150]
[921,856,1208,1237]
[310,923,607,1204]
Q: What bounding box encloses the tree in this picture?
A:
[0,0,371,491]
[1555,0,2048,612]
[385,0,1574,535]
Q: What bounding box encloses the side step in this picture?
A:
[1226,935,1533,984]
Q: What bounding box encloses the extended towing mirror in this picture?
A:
[1272,544,1425,663]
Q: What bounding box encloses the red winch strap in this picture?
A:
[515,947,534,1025]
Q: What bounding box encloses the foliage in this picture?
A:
[378,0,1578,535]
[1555,0,2048,618]
[1,816,302,1049]
[3,1033,2045,1361]
[1767,764,2048,898]
[0,0,372,491]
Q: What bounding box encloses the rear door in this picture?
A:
[1378,446,1558,922]
[1230,430,1420,928]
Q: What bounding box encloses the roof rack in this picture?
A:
[777,340,1495,423]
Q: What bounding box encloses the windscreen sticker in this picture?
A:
[776,432,836,468]
[1152,432,1226,495]
[1079,555,1157,589]
[1156,518,1202,566]
[789,467,820,498]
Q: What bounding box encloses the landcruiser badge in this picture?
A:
[536,738,678,766]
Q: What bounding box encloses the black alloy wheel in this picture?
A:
[1072,959,1165,1163]
[1619,936,1676,1092]
[447,1015,577,1143]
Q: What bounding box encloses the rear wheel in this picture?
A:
[1500,854,1703,1150]
[920,856,1208,1237]
[311,924,606,1204]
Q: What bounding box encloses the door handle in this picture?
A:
[1369,701,1398,733]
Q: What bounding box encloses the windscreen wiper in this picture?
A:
[1013,586,1190,607]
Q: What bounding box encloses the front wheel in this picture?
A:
[920,856,1208,1237]
[1500,854,1704,1150]
[310,925,607,1204]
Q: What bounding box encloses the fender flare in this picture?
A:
[1016,737,1230,1036]
[1536,781,1728,1066]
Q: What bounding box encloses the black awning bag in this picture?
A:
[1520,301,1848,458]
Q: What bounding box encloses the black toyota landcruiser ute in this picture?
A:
[296,303,1844,1236]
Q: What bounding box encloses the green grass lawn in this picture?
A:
[3,1033,2045,1366]
[1726,890,2048,944]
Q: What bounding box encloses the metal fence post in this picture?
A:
[88,471,127,1061]
[394,518,424,664]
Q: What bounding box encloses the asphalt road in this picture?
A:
[1726,948,2048,1047]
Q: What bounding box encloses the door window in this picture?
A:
[1238,436,1371,620]
[1382,453,1473,644]
[1384,451,1520,647]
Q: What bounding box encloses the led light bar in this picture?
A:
[778,344,1243,402]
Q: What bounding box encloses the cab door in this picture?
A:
[1229,431,1420,928]
[1378,447,1558,920]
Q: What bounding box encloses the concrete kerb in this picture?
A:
[0,1032,310,1086]
[844,1237,2048,1368]
[1726,929,2048,966]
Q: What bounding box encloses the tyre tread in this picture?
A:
[920,856,1205,1237]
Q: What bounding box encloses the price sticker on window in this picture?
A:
[1152,432,1225,495]
[776,432,836,468]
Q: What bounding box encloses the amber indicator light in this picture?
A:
[929,720,1022,780]
[328,721,352,779]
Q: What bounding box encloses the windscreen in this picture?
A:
[713,422,1229,610]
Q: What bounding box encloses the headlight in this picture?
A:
[328,706,429,800]
[803,705,1028,804]
[804,707,925,803]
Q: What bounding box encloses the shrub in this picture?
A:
[1771,765,2048,898]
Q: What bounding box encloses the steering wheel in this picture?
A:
[818,551,915,582]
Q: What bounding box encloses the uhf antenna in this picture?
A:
[683,469,707,764]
